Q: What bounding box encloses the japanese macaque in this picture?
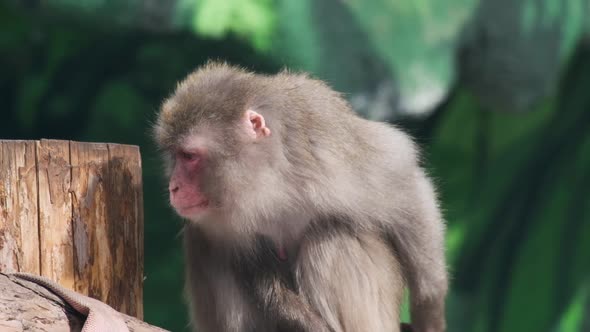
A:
[153,62,448,332]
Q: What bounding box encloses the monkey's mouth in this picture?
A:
[175,199,210,216]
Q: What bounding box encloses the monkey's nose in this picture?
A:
[169,184,180,193]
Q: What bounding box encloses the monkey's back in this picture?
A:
[263,72,422,219]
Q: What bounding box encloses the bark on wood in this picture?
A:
[0,273,167,332]
[0,139,144,318]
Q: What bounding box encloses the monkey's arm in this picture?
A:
[296,221,405,332]
[393,174,448,332]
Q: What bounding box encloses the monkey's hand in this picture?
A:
[410,295,447,332]
[401,323,415,332]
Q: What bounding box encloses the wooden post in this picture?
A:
[0,139,144,319]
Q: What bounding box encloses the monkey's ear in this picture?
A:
[244,110,271,139]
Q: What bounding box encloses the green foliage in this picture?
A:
[556,285,589,332]
[183,0,276,50]
[521,0,587,58]
[86,81,148,139]
[344,0,476,112]
[272,0,320,71]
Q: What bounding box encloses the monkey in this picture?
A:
[153,62,448,332]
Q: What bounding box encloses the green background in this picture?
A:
[1,0,589,331]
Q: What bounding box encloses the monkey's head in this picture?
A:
[153,63,292,232]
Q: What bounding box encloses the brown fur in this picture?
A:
[154,62,448,332]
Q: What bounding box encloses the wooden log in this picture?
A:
[0,139,144,318]
[0,273,166,332]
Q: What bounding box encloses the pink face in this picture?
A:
[168,147,210,218]
[166,109,271,219]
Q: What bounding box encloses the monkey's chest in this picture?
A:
[196,270,290,332]
[194,244,293,332]
[209,272,266,331]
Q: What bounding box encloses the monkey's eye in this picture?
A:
[179,151,200,163]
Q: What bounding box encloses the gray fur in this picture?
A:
[154,62,448,332]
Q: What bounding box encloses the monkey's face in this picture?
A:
[157,109,272,222]
[153,63,278,224]
[166,139,211,219]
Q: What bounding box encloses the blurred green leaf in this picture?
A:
[273,0,320,71]
[459,0,589,112]
[344,0,478,114]
[555,285,588,332]
[189,0,276,50]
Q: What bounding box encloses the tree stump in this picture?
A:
[0,139,144,319]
